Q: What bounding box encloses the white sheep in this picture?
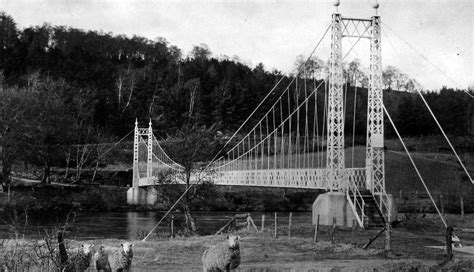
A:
[202,235,241,272]
[108,242,133,272]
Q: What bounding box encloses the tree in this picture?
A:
[346,59,368,87]
[159,124,218,234]
[382,65,400,90]
[0,87,31,194]
[190,44,211,61]
[0,12,17,49]
[293,55,325,79]
[22,77,76,183]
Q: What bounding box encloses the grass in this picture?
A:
[6,213,474,271]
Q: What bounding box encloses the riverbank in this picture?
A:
[0,184,129,213]
[3,214,474,271]
[0,183,320,214]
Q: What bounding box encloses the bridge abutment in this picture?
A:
[127,187,158,205]
[312,192,398,228]
[312,192,357,228]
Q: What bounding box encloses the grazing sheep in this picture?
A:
[93,245,111,272]
[109,242,133,272]
[66,244,94,272]
[57,231,93,272]
[202,235,241,272]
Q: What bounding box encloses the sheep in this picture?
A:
[109,242,133,272]
[57,230,94,272]
[202,235,241,272]
[93,245,112,272]
[65,244,94,272]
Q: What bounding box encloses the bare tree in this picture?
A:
[159,124,218,234]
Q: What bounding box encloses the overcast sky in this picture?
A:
[1,0,472,90]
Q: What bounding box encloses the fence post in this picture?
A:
[461,197,464,220]
[313,214,319,243]
[288,212,292,238]
[170,215,175,239]
[351,219,356,244]
[274,212,278,238]
[247,213,250,230]
[261,214,265,232]
[440,195,445,215]
[331,217,336,244]
[385,222,391,251]
[446,226,453,261]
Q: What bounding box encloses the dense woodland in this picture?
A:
[0,11,473,185]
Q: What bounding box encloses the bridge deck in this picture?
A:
[138,168,366,189]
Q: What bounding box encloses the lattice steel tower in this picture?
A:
[327,1,385,194]
[326,12,345,191]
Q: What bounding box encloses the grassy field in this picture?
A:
[3,213,474,271]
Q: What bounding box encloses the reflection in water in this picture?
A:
[0,211,311,240]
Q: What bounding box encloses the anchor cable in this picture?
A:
[377,93,448,228]
[382,22,473,98]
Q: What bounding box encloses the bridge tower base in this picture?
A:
[312,192,357,228]
[127,187,158,205]
[312,192,398,228]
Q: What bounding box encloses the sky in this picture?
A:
[0,0,472,90]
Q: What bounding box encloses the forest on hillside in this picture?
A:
[0,11,473,185]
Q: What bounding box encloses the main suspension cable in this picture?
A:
[205,23,332,170]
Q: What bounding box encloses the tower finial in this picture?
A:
[149,118,152,127]
[135,118,138,126]
[333,0,340,13]
[372,0,379,15]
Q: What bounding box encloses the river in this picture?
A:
[0,211,312,240]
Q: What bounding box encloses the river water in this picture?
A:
[0,211,312,240]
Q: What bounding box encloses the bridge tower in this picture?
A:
[128,119,142,205]
[147,119,153,180]
[314,1,393,229]
[366,13,385,195]
[326,12,345,192]
[132,119,140,188]
[326,1,385,194]
[127,119,157,205]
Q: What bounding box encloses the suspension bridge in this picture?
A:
[125,1,472,231]
[127,1,389,229]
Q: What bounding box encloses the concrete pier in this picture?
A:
[127,187,158,205]
[312,192,397,228]
[312,192,357,228]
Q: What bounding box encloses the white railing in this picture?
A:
[210,167,366,190]
[214,168,328,189]
[346,181,366,228]
[372,191,391,224]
